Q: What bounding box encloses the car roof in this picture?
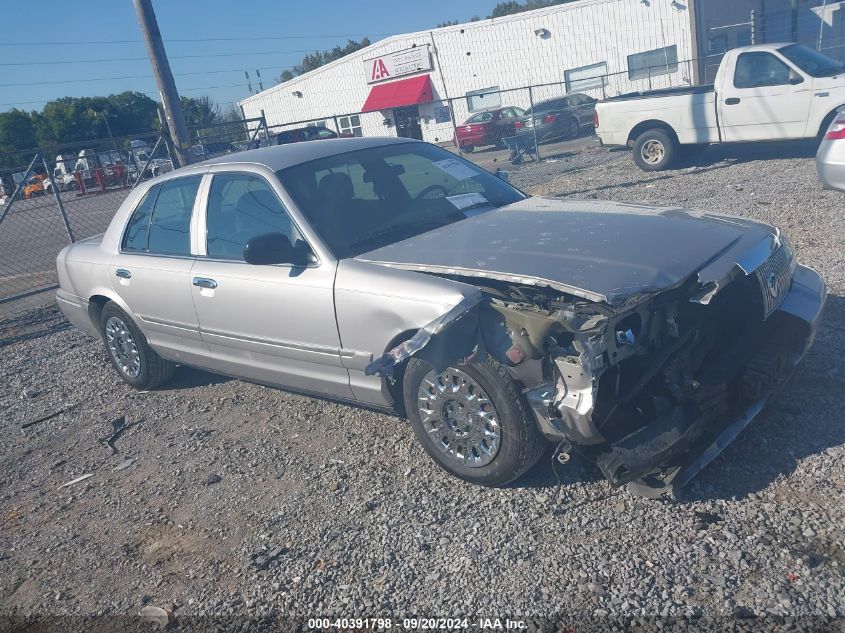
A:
[196,136,419,171]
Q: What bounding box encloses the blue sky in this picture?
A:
[0,0,495,113]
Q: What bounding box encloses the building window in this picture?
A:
[466,86,501,112]
[338,115,363,137]
[708,36,728,56]
[627,45,679,80]
[564,61,608,92]
[433,105,451,124]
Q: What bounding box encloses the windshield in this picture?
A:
[276,142,525,258]
[778,44,844,77]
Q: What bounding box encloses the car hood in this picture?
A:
[356,197,780,305]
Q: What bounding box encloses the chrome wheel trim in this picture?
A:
[640,139,666,165]
[105,316,141,379]
[417,367,501,468]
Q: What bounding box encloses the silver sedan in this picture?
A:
[56,137,825,494]
[817,108,845,192]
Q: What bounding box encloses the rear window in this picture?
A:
[122,176,201,256]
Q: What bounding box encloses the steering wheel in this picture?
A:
[415,184,448,200]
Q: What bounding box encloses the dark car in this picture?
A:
[275,125,351,145]
[514,93,597,142]
[454,107,526,152]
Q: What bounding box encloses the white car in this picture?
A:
[596,44,845,170]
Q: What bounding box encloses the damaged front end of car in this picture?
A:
[366,231,826,497]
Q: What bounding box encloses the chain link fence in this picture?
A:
[0,130,173,317]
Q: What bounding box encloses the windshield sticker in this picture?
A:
[433,158,478,181]
[446,192,489,211]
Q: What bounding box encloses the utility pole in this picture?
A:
[132,0,192,166]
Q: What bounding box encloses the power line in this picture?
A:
[0,50,328,67]
[0,34,387,46]
[0,66,294,88]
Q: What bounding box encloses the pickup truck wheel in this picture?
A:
[633,129,677,171]
[100,302,175,390]
[404,357,546,487]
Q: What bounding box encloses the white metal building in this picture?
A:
[239,0,843,144]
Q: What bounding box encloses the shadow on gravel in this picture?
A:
[0,304,69,348]
[684,139,819,168]
[167,365,232,390]
[679,294,845,502]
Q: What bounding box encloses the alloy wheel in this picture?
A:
[417,367,501,467]
[105,316,141,379]
[640,139,666,165]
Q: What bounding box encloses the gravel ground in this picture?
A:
[1,142,843,632]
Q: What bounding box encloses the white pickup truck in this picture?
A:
[595,43,845,171]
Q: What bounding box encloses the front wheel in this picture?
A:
[632,129,677,171]
[403,357,546,487]
[100,302,175,390]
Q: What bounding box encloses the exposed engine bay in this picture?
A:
[366,243,819,496]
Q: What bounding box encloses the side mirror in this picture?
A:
[788,70,804,85]
[495,168,511,183]
[243,232,314,266]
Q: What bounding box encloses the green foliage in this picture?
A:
[180,95,221,128]
[279,37,371,83]
[33,91,158,147]
[0,109,37,155]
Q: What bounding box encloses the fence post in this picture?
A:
[332,115,340,135]
[817,1,827,51]
[260,109,269,146]
[41,154,75,243]
[133,136,164,188]
[647,66,653,91]
[751,9,757,45]
[0,153,40,233]
[528,86,541,162]
[447,97,463,157]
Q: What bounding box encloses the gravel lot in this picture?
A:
[1,141,843,631]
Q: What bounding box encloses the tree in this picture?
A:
[180,95,221,129]
[489,0,576,18]
[278,37,371,83]
[0,109,37,154]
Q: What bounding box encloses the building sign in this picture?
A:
[365,45,432,84]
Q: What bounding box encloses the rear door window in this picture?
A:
[147,176,201,256]
[122,184,160,252]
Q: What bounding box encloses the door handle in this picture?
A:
[725,98,741,105]
[192,277,218,289]
[115,269,132,279]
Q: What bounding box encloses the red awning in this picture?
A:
[362,75,433,113]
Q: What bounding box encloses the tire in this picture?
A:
[632,128,677,171]
[461,144,475,154]
[100,302,175,390]
[403,356,546,487]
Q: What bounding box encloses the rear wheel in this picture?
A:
[461,144,475,154]
[632,129,677,171]
[404,357,546,487]
[100,302,175,390]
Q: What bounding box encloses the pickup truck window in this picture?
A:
[734,52,791,88]
[778,44,844,78]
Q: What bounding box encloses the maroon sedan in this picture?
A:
[454,107,526,152]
